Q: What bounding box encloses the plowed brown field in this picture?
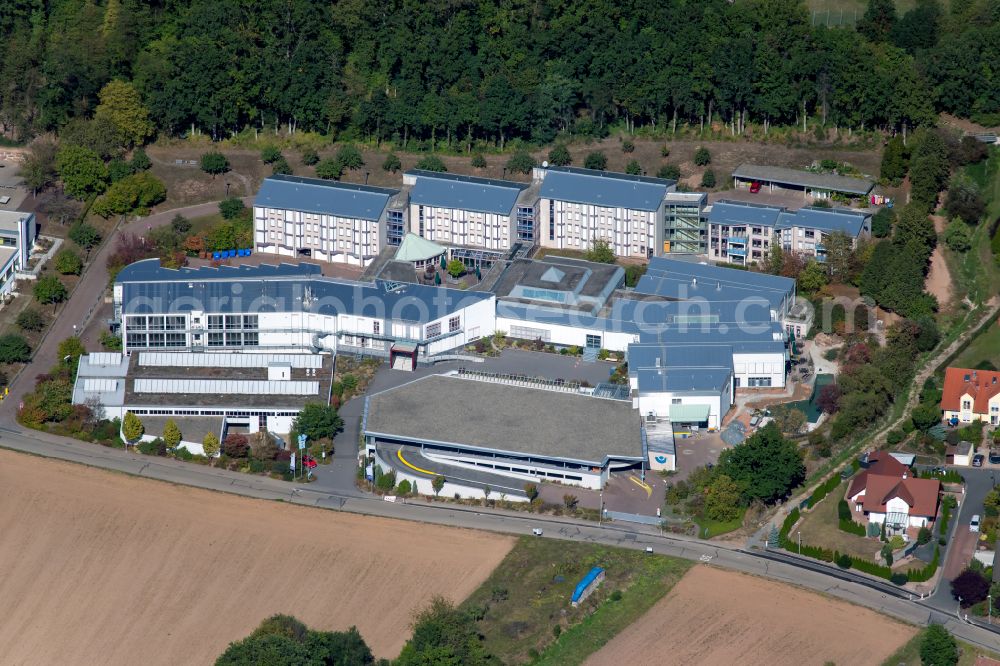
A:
[585,566,916,666]
[0,450,512,664]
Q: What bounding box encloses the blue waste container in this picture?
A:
[212,251,221,260]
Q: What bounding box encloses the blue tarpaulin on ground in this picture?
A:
[571,567,605,603]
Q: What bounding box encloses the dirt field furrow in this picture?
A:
[585,566,916,666]
[0,450,512,664]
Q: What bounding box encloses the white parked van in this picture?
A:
[971,515,981,532]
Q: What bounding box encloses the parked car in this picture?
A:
[971,515,981,532]
[990,450,1000,465]
[303,454,318,470]
[973,454,985,467]
[532,528,543,536]
[749,181,762,193]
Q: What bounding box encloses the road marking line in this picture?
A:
[629,476,653,498]
[396,449,434,476]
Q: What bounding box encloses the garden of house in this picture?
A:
[781,473,943,587]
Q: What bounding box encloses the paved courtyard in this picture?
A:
[672,431,732,481]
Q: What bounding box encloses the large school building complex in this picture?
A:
[87,161,878,496]
[85,252,798,494]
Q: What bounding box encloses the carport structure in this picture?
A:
[732,163,875,201]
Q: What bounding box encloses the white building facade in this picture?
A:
[707,200,872,266]
[405,170,534,251]
[253,175,399,266]
[534,166,676,259]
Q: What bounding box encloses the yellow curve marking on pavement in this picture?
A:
[397,449,435,476]
[629,475,653,498]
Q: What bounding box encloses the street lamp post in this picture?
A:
[990,595,993,623]
[797,531,801,555]
[599,491,604,526]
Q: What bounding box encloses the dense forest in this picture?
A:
[1,0,998,147]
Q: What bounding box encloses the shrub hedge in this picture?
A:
[808,474,842,508]
[839,519,867,536]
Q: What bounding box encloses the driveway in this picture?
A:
[930,468,996,608]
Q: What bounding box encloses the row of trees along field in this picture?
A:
[1,0,998,146]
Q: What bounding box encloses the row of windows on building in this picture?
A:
[128,408,298,417]
[126,315,186,331]
[126,313,456,348]
[126,332,187,348]
[125,315,261,332]
[125,331,261,348]
[425,316,462,339]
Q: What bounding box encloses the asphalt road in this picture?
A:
[931,468,998,607]
[4,424,1000,652]
[0,198,250,421]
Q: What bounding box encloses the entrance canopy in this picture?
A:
[670,404,711,423]
[395,233,445,264]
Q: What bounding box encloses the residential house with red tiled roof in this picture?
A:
[941,367,1000,426]
[847,456,940,539]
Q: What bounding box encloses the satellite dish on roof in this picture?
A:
[542,160,549,168]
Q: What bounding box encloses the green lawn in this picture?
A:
[694,511,745,538]
[882,627,1000,666]
[796,481,880,560]
[186,212,226,235]
[952,321,1000,371]
[459,537,691,666]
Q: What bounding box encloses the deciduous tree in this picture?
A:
[716,423,804,504]
[200,151,229,175]
[16,308,46,332]
[54,249,83,275]
[122,411,144,442]
[292,403,344,442]
[584,239,615,264]
[548,144,571,166]
[33,275,67,307]
[202,431,220,457]
[56,145,108,199]
[163,419,182,448]
[704,474,743,521]
[583,151,607,170]
[95,80,154,147]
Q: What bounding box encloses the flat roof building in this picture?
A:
[253,174,400,266]
[732,163,876,199]
[71,351,332,438]
[114,259,496,364]
[364,372,645,491]
[629,343,735,429]
[0,209,36,296]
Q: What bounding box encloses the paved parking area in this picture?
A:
[673,431,732,481]
[603,472,666,516]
